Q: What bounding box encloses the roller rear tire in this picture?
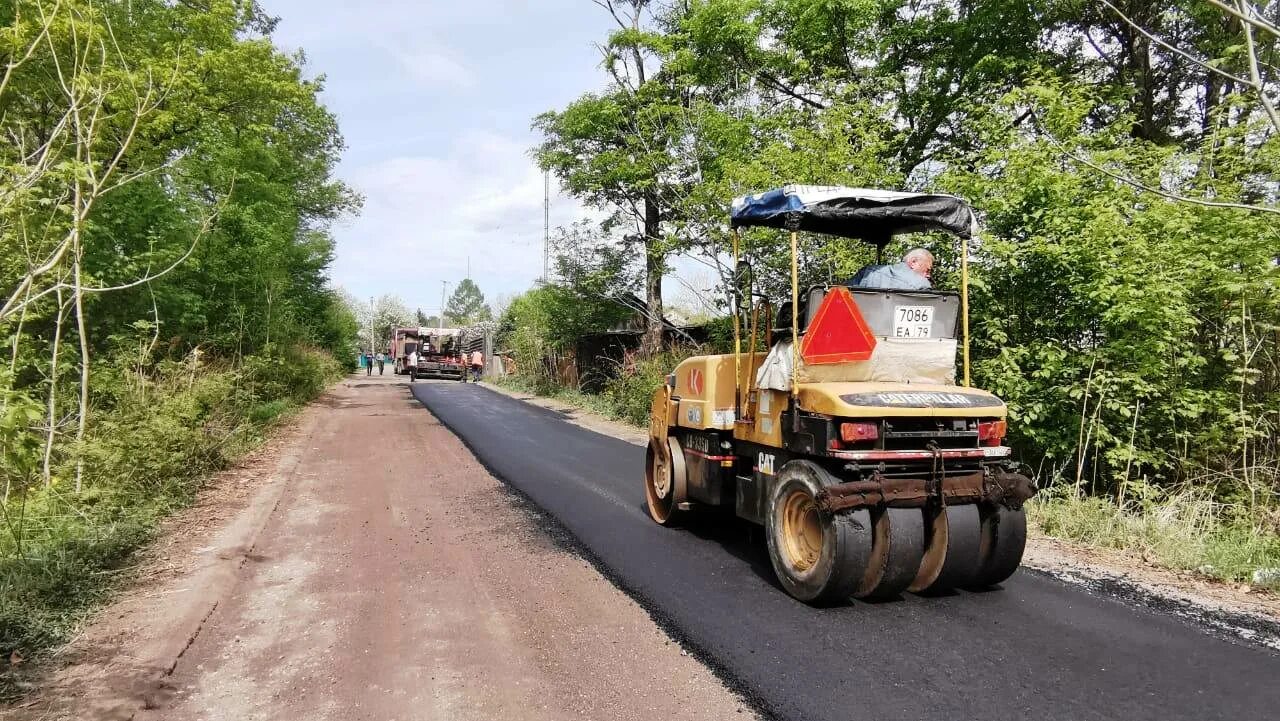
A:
[968,505,1027,588]
[914,504,984,592]
[855,508,925,600]
[765,461,873,605]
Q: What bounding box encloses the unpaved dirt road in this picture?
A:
[412,381,1280,721]
[10,376,751,721]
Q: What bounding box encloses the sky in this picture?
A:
[261,0,622,316]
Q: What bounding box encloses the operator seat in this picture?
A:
[771,287,830,342]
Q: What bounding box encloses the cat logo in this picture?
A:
[757,452,776,475]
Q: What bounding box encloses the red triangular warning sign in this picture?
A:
[800,286,877,364]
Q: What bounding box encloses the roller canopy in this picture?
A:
[730,185,977,241]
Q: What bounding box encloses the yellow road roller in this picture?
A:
[645,186,1036,604]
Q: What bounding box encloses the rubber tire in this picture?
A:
[968,505,1027,588]
[855,508,926,601]
[921,504,984,592]
[909,505,950,593]
[644,438,684,526]
[765,461,873,605]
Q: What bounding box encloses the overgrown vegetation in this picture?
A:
[1,349,345,685]
[0,0,358,689]
[509,0,1280,584]
[496,347,697,428]
[1032,486,1280,586]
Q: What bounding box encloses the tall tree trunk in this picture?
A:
[42,288,66,486]
[641,194,664,355]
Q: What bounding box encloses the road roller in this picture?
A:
[645,186,1037,604]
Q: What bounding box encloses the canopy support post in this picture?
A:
[790,230,800,431]
[745,299,760,421]
[961,233,972,388]
[732,228,742,417]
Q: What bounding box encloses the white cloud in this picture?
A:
[388,47,475,90]
[330,131,585,312]
[258,0,629,311]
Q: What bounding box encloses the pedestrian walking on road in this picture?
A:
[408,348,420,382]
[469,350,483,382]
[364,351,374,376]
[376,351,386,375]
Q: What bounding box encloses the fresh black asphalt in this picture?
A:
[411,381,1279,721]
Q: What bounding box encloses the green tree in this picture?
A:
[534,0,705,353]
[358,295,413,352]
[444,279,492,326]
[529,0,1280,495]
[0,0,361,675]
[1,0,361,490]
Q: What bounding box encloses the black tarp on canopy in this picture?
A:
[730,185,976,241]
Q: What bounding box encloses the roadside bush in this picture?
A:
[601,348,699,427]
[80,365,249,490]
[0,344,343,697]
[495,344,702,428]
[244,345,345,405]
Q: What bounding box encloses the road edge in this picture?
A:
[136,401,320,686]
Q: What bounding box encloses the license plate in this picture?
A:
[893,305,933,338]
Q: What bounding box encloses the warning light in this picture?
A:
[800,286,877,364]
[978,419,1007,446]
[840,422,879,442]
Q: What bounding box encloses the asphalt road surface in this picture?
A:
[411,381,1280,721]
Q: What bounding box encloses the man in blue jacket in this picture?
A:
[848,248,934,290]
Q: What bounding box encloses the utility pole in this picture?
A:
[368,296,375,354]
[543,169,550,283]
[439,281,448,332]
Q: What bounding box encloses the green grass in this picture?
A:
[1030,485,1280,587]
[493,374,631,423]
[249,398,292,423]
[494,348,694,429]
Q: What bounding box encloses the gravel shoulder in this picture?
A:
[3,375,753,721]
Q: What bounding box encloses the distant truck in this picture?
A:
[390,326,466,381]
[390,327,418,375]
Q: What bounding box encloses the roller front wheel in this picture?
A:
[644,438,685,525]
